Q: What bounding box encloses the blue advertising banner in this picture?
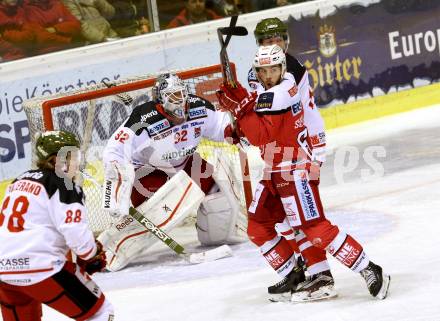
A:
[286,0,440,106]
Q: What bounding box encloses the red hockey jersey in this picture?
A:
[238,71,326,172]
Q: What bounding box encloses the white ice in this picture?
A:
[14,105,440,320]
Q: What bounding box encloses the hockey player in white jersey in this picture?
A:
[100,72,247,271]
[246,17,336,302]
[0,131,114,321]
[217,44,390,301]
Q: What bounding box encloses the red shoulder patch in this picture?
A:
[288,86,298,97]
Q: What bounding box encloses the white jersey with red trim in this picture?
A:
[238,71,326,172]
[103,94,231,173]
[0,169,96,286]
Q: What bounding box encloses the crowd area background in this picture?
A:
[0,0,312,62]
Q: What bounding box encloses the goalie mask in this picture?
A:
[152,73,189,124]
[253,44,286,88]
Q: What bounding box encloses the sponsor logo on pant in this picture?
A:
[300,178,319,220]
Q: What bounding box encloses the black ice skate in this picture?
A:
[290,270,337,302]
[268,264,306,302]
[360,261,391,300]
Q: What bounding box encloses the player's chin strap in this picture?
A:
[80,170,233,270]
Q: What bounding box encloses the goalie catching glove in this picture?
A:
[216,82,257,119]
[77,241,107,275]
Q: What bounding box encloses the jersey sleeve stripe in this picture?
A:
[255,106,292,115]
[77,245,97,259]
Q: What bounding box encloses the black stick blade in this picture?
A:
[218,26,248,36]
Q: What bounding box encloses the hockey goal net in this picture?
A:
[23,63,252,235]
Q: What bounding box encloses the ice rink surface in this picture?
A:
[40,104,440,320]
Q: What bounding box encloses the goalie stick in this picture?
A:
[80,170,233,264]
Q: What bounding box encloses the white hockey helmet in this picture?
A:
[152,73,189,122]
[252,44,286,80]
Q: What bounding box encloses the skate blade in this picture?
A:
[376,274,391,300]
[269,292,291,303]
[291,285,338,303]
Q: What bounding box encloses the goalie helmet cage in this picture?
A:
[23,63,252,234]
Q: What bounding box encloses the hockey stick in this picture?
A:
[217,17,253,208]
[80,170,233,264]
[217,15,248,88]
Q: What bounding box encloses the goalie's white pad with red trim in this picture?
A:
[98,171,205,271]
[196,150,247,245]
[102,161,135,218]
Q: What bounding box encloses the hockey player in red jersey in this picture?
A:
[0,131,113,321]
[217,44,391,301]
[246,17,336,302]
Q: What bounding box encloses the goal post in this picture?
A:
[23,63,252,234]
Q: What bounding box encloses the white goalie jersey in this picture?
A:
[103,94,231,173]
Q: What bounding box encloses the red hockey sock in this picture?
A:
[260,236,296,277]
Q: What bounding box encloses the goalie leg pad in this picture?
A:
[99,171,205,271]
[196,192,247,245]
[196,149,248,246]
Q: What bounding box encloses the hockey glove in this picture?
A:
[77,241,107,275]
[216,82,257,119]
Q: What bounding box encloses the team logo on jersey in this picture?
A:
[288,85,298,97]
[188,107,207,119]
[194,127,201,138]
[147,119,171,136]
[319,24,337,57]
[255,92,274,110]
[291,101,302,115]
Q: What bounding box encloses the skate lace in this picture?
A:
[361,268,376,287]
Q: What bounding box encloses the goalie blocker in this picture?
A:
[99,168,247,271]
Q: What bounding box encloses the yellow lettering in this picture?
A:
[351,57,362,79]
[334,56,343,82]
[324,62,334,85]
[303,55,362,90]
[342,59,352,81]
